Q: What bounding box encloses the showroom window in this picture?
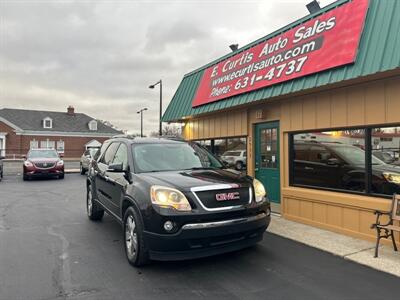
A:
[194,137,247,171]
[290,126,400,198]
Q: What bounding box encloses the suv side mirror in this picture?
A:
[107,163,124,173]
[327,158,342,166]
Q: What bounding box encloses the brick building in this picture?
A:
[0,106,122,159]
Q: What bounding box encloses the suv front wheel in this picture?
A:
[123,206,149,267]
[87,184,104,221]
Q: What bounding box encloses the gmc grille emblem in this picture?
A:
[215,192,240,201]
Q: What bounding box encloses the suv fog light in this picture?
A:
[164,221,174,232]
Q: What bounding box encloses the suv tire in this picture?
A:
[80,164,86,175]
[123,206,149,267]
[235,161,244,170]
[87,183,104,221]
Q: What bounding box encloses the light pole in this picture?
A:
[149,79,162,136]
[137,108,148,137]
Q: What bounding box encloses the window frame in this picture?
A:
[56,140,65,154]
[43,117,53,129]
[289,124,400,200]
[99,142,120,166]
[88,120,98,131]
[112,143,129,171]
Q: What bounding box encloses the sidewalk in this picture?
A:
[269,214,400,277]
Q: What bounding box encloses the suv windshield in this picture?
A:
[28,150,59,159]
[330,145,385,165]
[223,151,241,156]
[132,142,223,173]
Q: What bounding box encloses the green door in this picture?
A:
[255,122,280,203]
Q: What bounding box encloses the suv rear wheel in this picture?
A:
[80,163,86,175]
[87,184,104,221]
[235,161,244,170]
[123,206,149,267]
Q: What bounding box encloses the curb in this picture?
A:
[65,169,80,174]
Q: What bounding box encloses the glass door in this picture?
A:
[255,122,280,203]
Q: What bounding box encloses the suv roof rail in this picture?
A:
[111,134,136,139]
[159,135,185,142]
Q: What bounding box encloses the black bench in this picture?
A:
[371,194,400,258]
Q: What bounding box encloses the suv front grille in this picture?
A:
[34,162,56,169]
[191,185,252,211]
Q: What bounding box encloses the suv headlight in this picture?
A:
[57,160,64,166]
[253,178,266,203]
[383,172,400,185]
[24,161,33,167]
[150,186,191,211]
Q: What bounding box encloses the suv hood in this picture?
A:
[372,163,400,174]
[139,168,252,191]
[28,158,60,163]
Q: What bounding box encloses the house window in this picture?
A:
[57,140,65,153]
[88,120,98,131]
[43,117,53,129]
[30,140,39,149]
[289,125,400,198]
[40,139,55,149]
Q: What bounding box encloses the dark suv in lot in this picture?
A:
[86,136,270,266]
[293,141,400,194]
[0,155,4,181]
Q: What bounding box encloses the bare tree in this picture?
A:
[150,124,182,137]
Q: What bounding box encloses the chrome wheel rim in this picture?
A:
[125,215,137,258]
[87,186,92,216]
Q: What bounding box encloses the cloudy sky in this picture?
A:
[0,0,335,135]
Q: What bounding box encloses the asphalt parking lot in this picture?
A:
[0,174,399,300]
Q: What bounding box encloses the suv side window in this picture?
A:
[112,143,128,170]
[100,143,120,165]
[95,142,110,161]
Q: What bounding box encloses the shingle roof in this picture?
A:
[0,108,122,135]
[163,0,400,122]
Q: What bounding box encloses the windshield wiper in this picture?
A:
[187,167,221,170]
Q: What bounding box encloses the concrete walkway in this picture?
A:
[269,214,400,277]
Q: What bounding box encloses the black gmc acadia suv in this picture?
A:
[86,136,271,266]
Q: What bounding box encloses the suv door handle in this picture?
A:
[304,167,314,170]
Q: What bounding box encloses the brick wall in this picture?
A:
[0,121,22,158]
[0,121,110,159]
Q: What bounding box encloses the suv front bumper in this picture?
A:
[143,211,270,261]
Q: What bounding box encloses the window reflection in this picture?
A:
[195,137,247,172]
[371,126,400,196]
[291,127,400,197]
[260,128,278,168]
[292,130,366,191]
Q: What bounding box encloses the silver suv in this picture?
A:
[221,150,247,170]
[80,148,99,175]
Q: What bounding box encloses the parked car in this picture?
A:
[0,155,4,181]
[293,141,400,195]
[80,148,99,175]
[220,150,247,170]
[372,150,400,166]
[86,136,270,266]
[23,149,64,180]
